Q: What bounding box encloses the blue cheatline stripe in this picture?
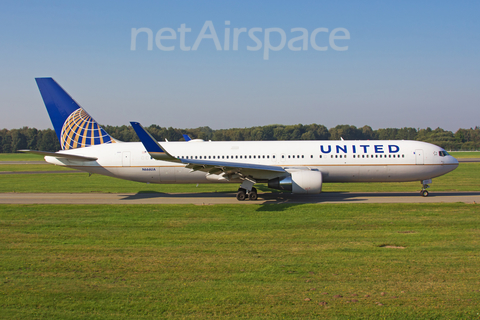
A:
[130,122,164,153]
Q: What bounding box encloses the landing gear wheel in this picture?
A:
[248,190,258,201]
[420,180,431,197]
[236,189,246,201]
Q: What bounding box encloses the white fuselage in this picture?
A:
[45,140,458,185]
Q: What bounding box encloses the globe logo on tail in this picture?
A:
[60,108,115,150]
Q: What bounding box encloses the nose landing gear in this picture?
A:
[420,179,432,197]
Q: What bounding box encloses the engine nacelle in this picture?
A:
[268,170,322,194]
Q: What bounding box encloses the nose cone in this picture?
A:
[445,155,459,171]
[450,156,459,165]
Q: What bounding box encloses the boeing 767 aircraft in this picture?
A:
[21,78,459,201]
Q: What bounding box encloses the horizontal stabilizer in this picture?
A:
[18,150,98,161]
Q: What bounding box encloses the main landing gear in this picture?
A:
[236,178,258,201]
[420,179,432,197]
[236,187,258,201]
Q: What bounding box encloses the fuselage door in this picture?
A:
[415,149,424,165]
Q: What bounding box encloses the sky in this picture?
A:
[0,0,479,133]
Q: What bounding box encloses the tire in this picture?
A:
[421,190,429,197]
[237,190,246,201]
[248,191,258,201]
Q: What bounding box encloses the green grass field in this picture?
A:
[1,153,479,319]
[1,203,479,319]
[0,164,74,172]
[0,153,46,161]
[449,151,480,158]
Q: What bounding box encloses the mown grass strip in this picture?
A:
[0,164,75,172]
[0,203,479,319]
[0,153,45,161]
[449,151,480,158]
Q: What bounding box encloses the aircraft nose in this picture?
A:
[449,156,459,167]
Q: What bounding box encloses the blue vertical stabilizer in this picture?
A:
[35,78,116,150]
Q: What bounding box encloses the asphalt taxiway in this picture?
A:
[0,191,478,205]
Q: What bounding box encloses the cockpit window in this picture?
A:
[439,151,450,157]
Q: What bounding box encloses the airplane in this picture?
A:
[20,77,459,201]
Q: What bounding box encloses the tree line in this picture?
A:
[1,124,479,153]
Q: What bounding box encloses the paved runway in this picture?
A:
[1,191,478,205]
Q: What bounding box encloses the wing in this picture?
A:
[130,122,287,180]
[179,158,286,180]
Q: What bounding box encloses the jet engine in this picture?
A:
[268,170,322,194]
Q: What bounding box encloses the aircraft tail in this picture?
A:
[35,77,117,150]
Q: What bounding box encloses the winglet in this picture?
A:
[130,122,179,162]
